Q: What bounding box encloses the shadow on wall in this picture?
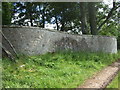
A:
[2,27,117,55]
[54,37,90,52]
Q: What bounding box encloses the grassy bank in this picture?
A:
[107,72,119,88]
[2,51,120,88]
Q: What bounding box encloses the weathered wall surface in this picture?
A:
[2,27,117,55]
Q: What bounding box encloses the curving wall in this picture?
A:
[2,26,117,55]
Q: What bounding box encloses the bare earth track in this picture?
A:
[76,59,120,89]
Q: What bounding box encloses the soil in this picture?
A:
[76,59,120,89]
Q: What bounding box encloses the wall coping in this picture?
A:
[2,25,116,38]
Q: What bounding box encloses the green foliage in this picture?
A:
[99,23,119,36]
[98,22,120,49]
[2,2,119,36]
[49,2,79,31]
[13,2,38,26]
[2,51,120,88]
[2,2,13,25]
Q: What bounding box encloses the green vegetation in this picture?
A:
[107,72,120,88]
[2,2,13,25]
[2,2,119,35]
[2,51,120,88]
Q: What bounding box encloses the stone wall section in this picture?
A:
[2,27,117,55]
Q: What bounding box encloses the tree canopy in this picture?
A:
[2,2,120,36]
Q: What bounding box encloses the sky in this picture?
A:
[103,0,119,8]
[103,0,114,8]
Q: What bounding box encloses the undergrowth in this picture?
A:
[2,51,120,88]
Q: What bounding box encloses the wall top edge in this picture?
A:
[1,0,104,2]
[2,25,40,28]
[2,25,116,38]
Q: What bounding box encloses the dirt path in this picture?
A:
[76,59,120,89]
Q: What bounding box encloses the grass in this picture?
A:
[2,51,120,88]
[107,72,120,88]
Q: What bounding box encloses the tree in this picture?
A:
[0,2,2,25]
[36,2,50,28]
[13,2,38,26]
[4,2,119,36]
[97,2,120,31]
[12,2,50,28]
[49,2,79,31]
[2,2,13,25]
[88,2,97,35]
[80,2,88,34]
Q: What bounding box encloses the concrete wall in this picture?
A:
[2,26,117,55]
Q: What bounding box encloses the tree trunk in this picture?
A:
[30,17,33,26]
[55,16,59,30]
[80,2,87,34]
[0,43,15,62]
[28,3,33,26]
[42,16,45,28]
[42,8,45,28]
[29,10,33,26]
[88,2,97,35]
[61,22,65,31]
[0,31,19,58]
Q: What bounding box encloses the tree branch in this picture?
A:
[98,2,119,31]
[0,43,15,62]
[1,31,19,58]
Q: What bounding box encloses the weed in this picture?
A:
[2,51,120,88]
